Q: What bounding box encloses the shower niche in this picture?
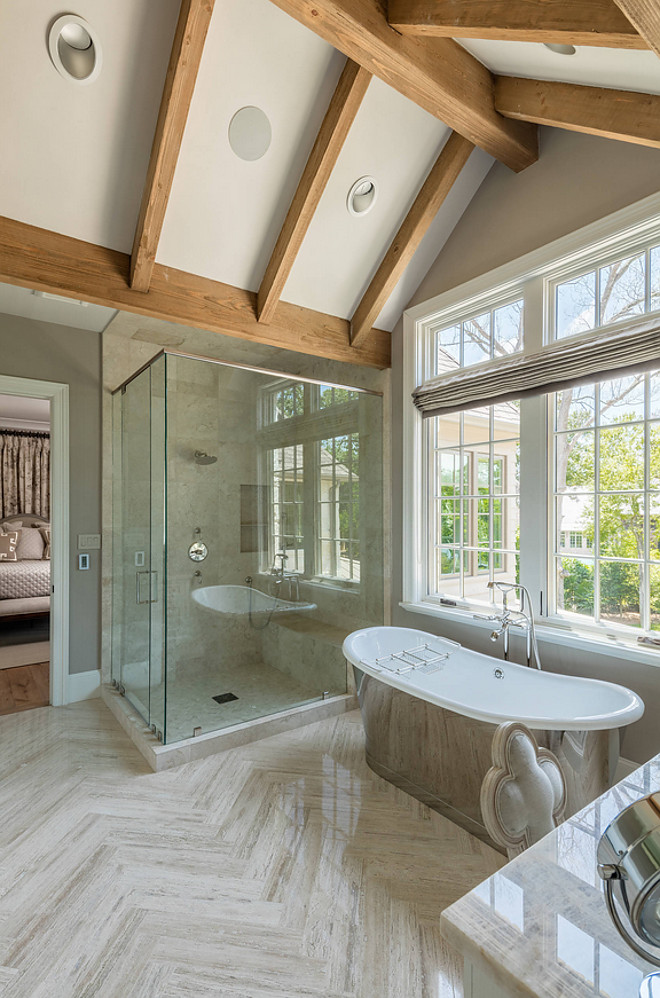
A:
[111,351,383,749]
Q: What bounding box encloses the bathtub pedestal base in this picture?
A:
[356,669,614,853]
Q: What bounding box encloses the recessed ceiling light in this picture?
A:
[48,14,102,84]
[543,42,577,56]
[228,107,272,161]
[347,176,378,217]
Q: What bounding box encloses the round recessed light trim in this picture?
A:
[347,176,378,217]
[543,42,577,56]
[228,106,272,161]
[48,14,102,84]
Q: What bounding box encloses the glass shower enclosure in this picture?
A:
[111,351,383,745]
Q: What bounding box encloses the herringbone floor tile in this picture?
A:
[0,700,503,997]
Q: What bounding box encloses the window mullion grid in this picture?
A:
[459,413,466,597]
[489,406,494,598]
[426,419,435,597]
[643,372,651,632]
[595,266,601,329]
[594,385,601,625]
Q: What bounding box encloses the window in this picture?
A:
[430,405,519,602]
[403,193,660,650]
[554,372,660,631]
[260,381,364,587]
[554,244,660,341]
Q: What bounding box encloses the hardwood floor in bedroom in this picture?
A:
[0,661,48,714]
[0,700,503,997]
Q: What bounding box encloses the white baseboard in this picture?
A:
[615,756,639,784]
[66,669,101,703]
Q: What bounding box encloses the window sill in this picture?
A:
[400,600,660,669]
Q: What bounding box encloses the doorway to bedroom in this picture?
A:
[0,393,51,713]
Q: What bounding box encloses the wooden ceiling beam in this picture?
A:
[130,0,215,293]
[350,132,474,349]
[494,76,660,148]
[257,59,371,325]
[266,0,538,172]
[388,0,645,48]
[609,0,660,56]
[0,217,390,369]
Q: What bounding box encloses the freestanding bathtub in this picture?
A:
[343,626,645,852]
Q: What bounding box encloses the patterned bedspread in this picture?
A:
[0,560,51,600]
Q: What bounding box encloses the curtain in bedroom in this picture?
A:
[0,431,50,519]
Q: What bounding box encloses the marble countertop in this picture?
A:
[441,754,660,997]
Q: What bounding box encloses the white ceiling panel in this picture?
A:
[281,78,451,323]
[375,148,494,330]
[0,282,116,332]
[0,395,50,426]
[157,0,346,291]
[0,0,179,252]
[459,39,660,95]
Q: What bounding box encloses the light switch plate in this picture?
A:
[78,534,101,550]
[78,553,90,570]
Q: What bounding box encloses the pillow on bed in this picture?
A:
[0,531,19,562]
[40,527,51,559]
[16,526,45,560]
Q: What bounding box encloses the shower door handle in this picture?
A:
[136,571,150,604]
[136,571,158,604]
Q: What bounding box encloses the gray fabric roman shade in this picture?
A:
[413,318,660,417]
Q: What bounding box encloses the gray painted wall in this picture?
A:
[0,313,101,675]
[392,128,660,765]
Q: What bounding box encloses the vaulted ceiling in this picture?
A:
[0,0,659,369]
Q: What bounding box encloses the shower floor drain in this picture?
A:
[213,692,239,704]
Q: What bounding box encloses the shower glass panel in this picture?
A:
[112,351,383,745]
[111,358,166,735]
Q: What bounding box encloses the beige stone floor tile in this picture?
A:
[0,700,503,997]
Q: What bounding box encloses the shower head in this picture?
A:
[194,450,217,465]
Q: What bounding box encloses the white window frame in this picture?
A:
[402,190,660,667]
[258,379,363,591]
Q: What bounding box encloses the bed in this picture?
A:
[0,514,50,621]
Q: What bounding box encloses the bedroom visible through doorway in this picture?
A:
[0,394,51,713]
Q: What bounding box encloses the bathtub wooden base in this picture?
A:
[355,668,616,854]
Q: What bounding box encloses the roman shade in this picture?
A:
[413,318,660,417]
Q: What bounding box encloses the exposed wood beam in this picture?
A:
[350,132,474,349]
[0,217,390,369]
[266,0,538,172]
[610,0,660,56]
[130,0,215,293]
[257,60,371,324]
[388,0,645,48]
[495,76,660,148]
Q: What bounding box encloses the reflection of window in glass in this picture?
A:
[435,299,523,374]
[555,246,659,341]
[554,370,660,632]
[430,405,520,603]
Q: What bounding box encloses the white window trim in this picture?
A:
[402,190,660,667]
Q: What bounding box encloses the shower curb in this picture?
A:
[101,685,356,771]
